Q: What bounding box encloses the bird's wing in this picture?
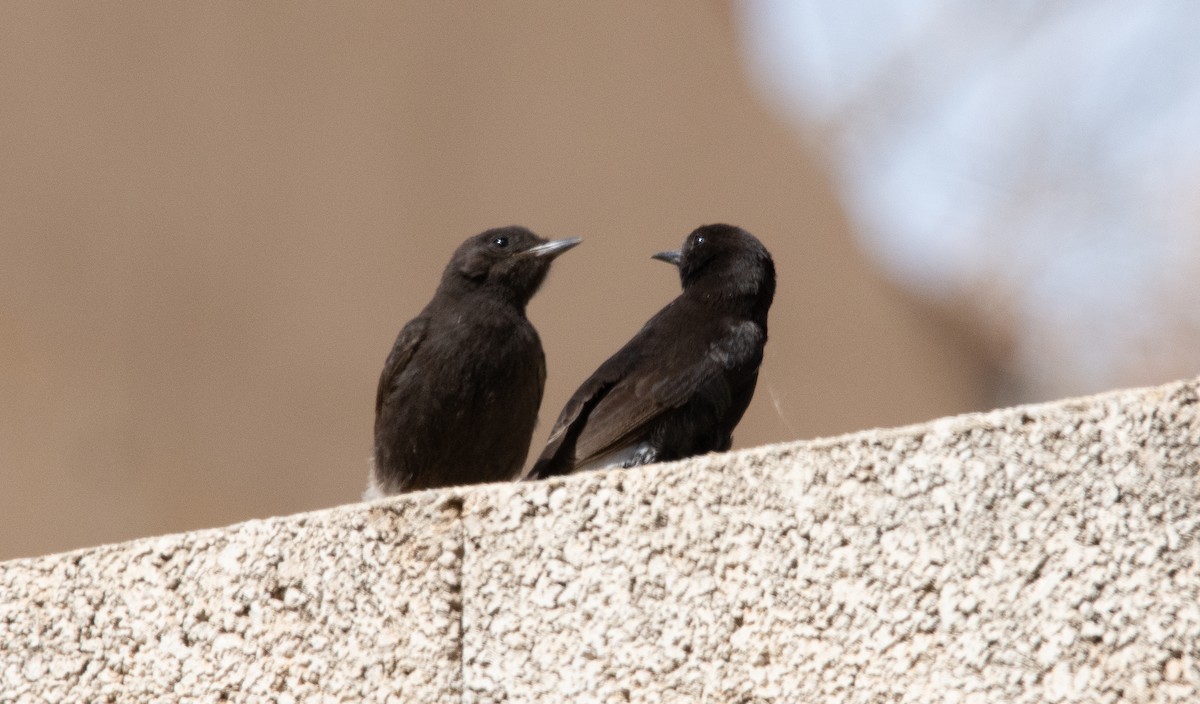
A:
[375,317,429,417]
[526,349,636,479]
[529,312,763,478]
[571,319,763,465]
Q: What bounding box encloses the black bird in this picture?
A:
[368,226,580,498]
[528,224,774,479]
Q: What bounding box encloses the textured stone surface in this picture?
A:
[3,378,1200,702]
[0,495,464,702]
[465,380,1200,702]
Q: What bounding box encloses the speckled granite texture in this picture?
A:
[3,378,1199,702]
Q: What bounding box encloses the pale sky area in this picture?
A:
[734,1,1200,399]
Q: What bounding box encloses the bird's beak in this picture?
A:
[651,249,682,267]
[525,237,582,259]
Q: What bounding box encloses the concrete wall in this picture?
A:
[3,377,1199,702]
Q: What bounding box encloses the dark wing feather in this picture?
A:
[570,318,762,466]
[527,347,637,479]
[375,317,429,418]
[529,298,763,478]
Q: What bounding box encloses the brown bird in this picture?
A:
[368,226,580,498]
[528,224,774,479]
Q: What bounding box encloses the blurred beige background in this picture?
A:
[0,3,989,561]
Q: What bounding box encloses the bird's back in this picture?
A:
[532,295,764,477]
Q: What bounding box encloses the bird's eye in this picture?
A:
[694,235,706,246]
[491,236,509,248]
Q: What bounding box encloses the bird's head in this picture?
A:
[445,226,580,307]
[653,224,775,318]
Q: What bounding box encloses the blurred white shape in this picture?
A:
[735,0,1200,398]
